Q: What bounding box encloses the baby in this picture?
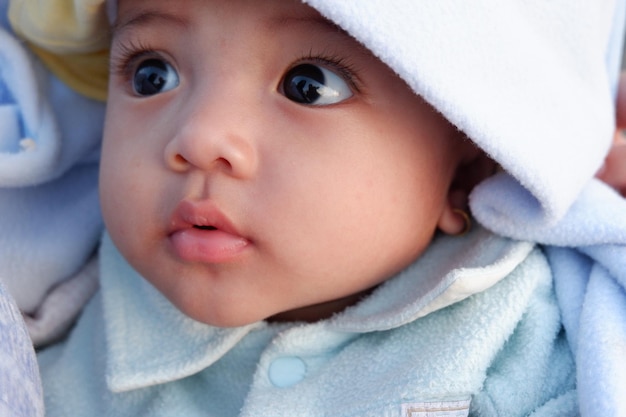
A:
[30,0,626,416]
[100,0,485,327]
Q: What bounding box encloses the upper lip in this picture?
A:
[169,199,243,237]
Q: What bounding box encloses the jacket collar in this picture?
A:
[100,227,533,392]
[328,226,533,332]
[100,234,264,392]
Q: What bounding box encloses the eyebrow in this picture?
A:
[267,14,349,37]
[112,9,189,38]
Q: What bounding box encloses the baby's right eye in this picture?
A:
[132,58,179,96]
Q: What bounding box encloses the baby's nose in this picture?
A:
[163,90,260,179]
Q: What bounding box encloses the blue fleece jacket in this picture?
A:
[38,227,577,417]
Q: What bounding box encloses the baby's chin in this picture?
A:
[162,292,291,328]
[173,302,269,328]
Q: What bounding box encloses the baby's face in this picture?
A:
[101,0,466,326]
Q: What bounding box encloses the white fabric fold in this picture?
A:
[304,0,621,226]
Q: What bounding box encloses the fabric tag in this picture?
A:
[401,399,470,417]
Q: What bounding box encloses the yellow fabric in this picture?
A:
[8,0,110,101]
[8,0,110,54]
[27,43,109,101]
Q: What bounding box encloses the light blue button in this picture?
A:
[268,356,307,388]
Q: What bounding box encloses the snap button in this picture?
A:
[268,356,307,388]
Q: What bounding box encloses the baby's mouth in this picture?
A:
[194,225,218,231]
[168,199,250,263]
[171,223,250,263]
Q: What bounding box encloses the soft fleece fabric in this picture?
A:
[475,178,626,417]
[302,0,622,226]
[0,0,105,345]
[38,229,577,417]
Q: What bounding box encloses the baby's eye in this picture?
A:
[280,63,353,106]
[132,58,179,96]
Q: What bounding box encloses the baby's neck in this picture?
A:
[267,287,375,324]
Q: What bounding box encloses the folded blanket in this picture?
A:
[0,5,105,341]
[473,176,626,416]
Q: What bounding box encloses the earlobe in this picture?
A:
[437,140,496,236]
[437,191,472,236]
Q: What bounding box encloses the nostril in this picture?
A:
[164,133,257,178]
[214,156,233,171]
[167,153,189,171]
[162,130,194,171]
[173,154,187,165]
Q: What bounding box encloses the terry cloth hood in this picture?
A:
[303,1,625,229]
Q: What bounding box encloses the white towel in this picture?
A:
[304,0,622,226]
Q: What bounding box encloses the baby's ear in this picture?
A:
[437,144,496,235]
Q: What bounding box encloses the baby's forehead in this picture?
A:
[113,0,343,35]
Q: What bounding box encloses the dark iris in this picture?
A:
[133,59,171,96]
[282,64,326,104]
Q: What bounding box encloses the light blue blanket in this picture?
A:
[0,0,104,318]
[472,175,626,416]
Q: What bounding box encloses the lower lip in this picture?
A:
[169,228,250,263]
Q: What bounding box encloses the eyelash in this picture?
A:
[291,51,363,93]
[110,39,162,82]
[110,41,363,94]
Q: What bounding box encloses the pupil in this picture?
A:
[135,59,168,95]
[285,64,325,103]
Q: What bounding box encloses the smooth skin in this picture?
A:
[100,0,482,327]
